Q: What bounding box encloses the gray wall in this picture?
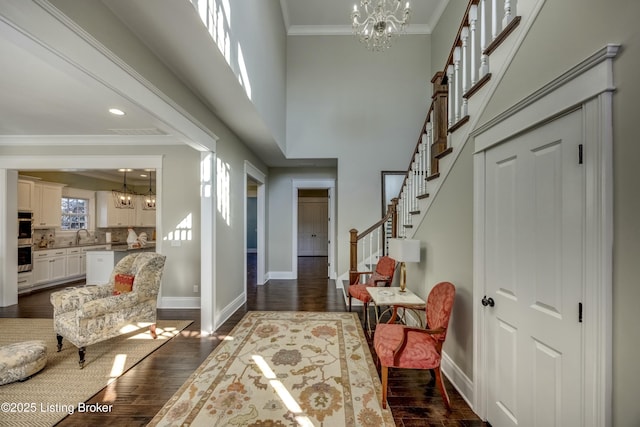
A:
[286,34,432,275]
[416,0,640,424]
[410,141,474,377]
[478,1,640,424]
[267,167,337,273]
[45,0,270,311]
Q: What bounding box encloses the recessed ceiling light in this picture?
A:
[109,108,126,116]
[118,168,133,172]
[140,174,148,177]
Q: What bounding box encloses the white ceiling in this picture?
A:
[281,0,448,35]
[0,0,447,177]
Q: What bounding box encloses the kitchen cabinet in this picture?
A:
[66,247,84,278]
[96,192,155,227]
[135,197,156,227]
[33,182,65,228]
[17,179,34,211]
[33,248,67,285]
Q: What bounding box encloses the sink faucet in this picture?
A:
[75,229,89,245]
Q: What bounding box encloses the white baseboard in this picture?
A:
[159,296,200,309]
[214,292,246,330]
[266,271,295,280]
[441,351,475,410]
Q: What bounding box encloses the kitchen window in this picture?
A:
[61,197,89,230]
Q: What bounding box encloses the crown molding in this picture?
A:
[288,23,431,36]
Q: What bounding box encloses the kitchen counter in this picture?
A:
[84,242,156,252]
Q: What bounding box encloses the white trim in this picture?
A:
[159,297,200,309]
[215,292,246,331]
[0,155,164,308]
[200,151,216,335]
[287,24,432,36]
[244,161,267,286]
[0,135,182,146]
[267,271,296,280]
[441,351,474,410]
[472,45,617,426]
[291,179,336,280]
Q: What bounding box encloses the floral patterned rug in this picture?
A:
[149,311,395,427]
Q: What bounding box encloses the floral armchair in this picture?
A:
[50,252,166,368]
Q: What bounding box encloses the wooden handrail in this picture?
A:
[349,198,397,284]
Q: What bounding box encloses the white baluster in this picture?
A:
[368,232,373,265]
[479,0,489,78]
[503,0,513,28]
[460,27,469,118]
[447,64,454,128]
[426,120,433,177]
[453,47,461,123]
[492,0,500,40]
[468,5,478,86]
[419,134,427,194]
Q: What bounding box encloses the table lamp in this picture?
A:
[388,238,421,292]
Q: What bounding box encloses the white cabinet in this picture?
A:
[66,248,84,278]
[17,179,34,211]
[33,182,64,228]
[32,248,67,285]
[96,192,155,227]
[135,196,156,227]
[96,191,134,227]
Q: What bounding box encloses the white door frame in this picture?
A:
[244,161,266,286]
[291,179,336,280]
[0,154,164,308]
[472,45,618,426]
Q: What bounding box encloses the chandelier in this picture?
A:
[112,170,136,209]
[142,170,156,210]
[351,0,411,51]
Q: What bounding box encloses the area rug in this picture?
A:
[0,318,191,427]
[149,311,395,427]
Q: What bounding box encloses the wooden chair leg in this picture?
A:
[381,365,389,409]
[348,294,352,312]
[434,366,451,411]
[56,334,63,352]
[150,323,157,339]
[78,347,86,369]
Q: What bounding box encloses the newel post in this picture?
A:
[349,228,358,284]
[390,198,398,239]
[431,71,449,176]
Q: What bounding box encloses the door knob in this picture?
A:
[481,296,495,307]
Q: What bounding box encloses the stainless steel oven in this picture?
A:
[18,244,32,272]
[18,211,33,245]
[18,211,33,272]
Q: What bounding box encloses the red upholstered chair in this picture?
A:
[348,256,396,327]
[373,281,456,411]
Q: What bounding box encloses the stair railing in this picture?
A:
[349,0,523,275]
[349,198,397,284]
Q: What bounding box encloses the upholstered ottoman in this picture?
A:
[0,340,47,385]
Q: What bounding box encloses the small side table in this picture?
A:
[366,287,425,336]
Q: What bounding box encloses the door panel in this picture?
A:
[484,110,584,427]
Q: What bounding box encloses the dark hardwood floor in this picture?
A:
[0,255,486,426]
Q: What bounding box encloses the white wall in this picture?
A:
[286,34,432,275]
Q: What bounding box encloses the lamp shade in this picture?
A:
[388,238,420,263]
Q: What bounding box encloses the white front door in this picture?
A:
[483,110,584,427]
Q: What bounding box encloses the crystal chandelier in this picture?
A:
[351,0,411,51]
[112,170,136,209]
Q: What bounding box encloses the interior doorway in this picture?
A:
[297,189,328,257]
[244,161,265,288]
